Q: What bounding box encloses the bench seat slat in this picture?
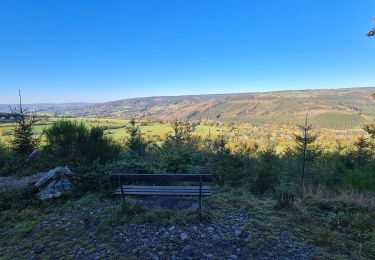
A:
[118,185,211,190]
[114,191,212,196]
[115,190,212,194]
[116,188,211,194]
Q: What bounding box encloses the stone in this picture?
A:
[168,226,176,231]
[35,166,74,200]
[244,234,252,243]
[207,227,214,232]
[34,245,45,254]
[212,235,220,241]
[180,232,188,241]
[234,230,242,237]
[35,166,72,188]
[229,254,238,259]
[182,245,196,256]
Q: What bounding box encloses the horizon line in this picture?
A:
[1,85,374,105]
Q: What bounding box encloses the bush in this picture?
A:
[343,168,375,192]
[0,143,25,176]
[211,153,248,186]
[0,142,8,170]
[44,120,121,166]
[160,142,196,173]
[255,147,280,194]
[0,185,39,211]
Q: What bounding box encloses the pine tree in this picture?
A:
[353,135,371,169]
[293,113,319,190]
[9,90,38,154]
[125,119,147,156]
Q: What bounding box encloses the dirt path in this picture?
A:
[0,172,42,193]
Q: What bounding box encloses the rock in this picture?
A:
[229,254,238,259]
[234,230,242,237]
[192,226,198,232]
[207,227,214,233]
[34,245,45,254]
[180,232,188,241]
[168,226,176,231]
[212,235,220,241]
[35,166,72,188]
[244,234,252,243]
[35,166,74,200]
[182,245,196,256]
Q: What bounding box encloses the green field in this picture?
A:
[0,116,365,152]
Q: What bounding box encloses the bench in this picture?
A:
[108,174,213,210]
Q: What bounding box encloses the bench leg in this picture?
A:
[198,179,202,212]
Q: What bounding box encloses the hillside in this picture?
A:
[0,103,95,116]
[63,87,375,129]
[1,87,375,129]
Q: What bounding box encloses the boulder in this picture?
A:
[35,166,74,200]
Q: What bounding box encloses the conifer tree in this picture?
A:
[353,135,371,169]
[125,119,147,156]
[293,113,319,190]
[9,90,38,154]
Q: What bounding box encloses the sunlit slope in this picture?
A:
[39,87,375,129]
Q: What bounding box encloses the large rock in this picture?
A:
[35,166,74,200]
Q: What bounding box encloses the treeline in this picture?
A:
[1,103,374,207]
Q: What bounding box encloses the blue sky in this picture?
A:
[0,0,374,103]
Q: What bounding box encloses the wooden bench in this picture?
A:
[108,174,213,210]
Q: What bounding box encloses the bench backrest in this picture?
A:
[109,174,213,184]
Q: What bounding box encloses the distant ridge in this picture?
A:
[1,87,374,129]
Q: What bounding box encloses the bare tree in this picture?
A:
[9,90,38,154]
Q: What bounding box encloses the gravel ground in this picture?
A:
[5,196,328,260]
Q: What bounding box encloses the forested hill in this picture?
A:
[1,87,375,129]
[60,87,375,129]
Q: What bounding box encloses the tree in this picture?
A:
[367,18,375,37]
[293,113,319,190]
[9,90,38,154]
[125,119,147,156]
[168,119,194,145]
[353,135,371,169]
[364,92,375,137]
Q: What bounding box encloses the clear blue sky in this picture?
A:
[0,0,374,103]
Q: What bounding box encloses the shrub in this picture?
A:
[44,120,121,166]
[211,153,247,186]
[159,120,202,173]
[255,147,280,194]
[343,168,375,192]
[0,141,8,170]
[0,143,26,176]
[110,198,146,224]
[0,185,39,211]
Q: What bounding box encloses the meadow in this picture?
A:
[0,116,365,153]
